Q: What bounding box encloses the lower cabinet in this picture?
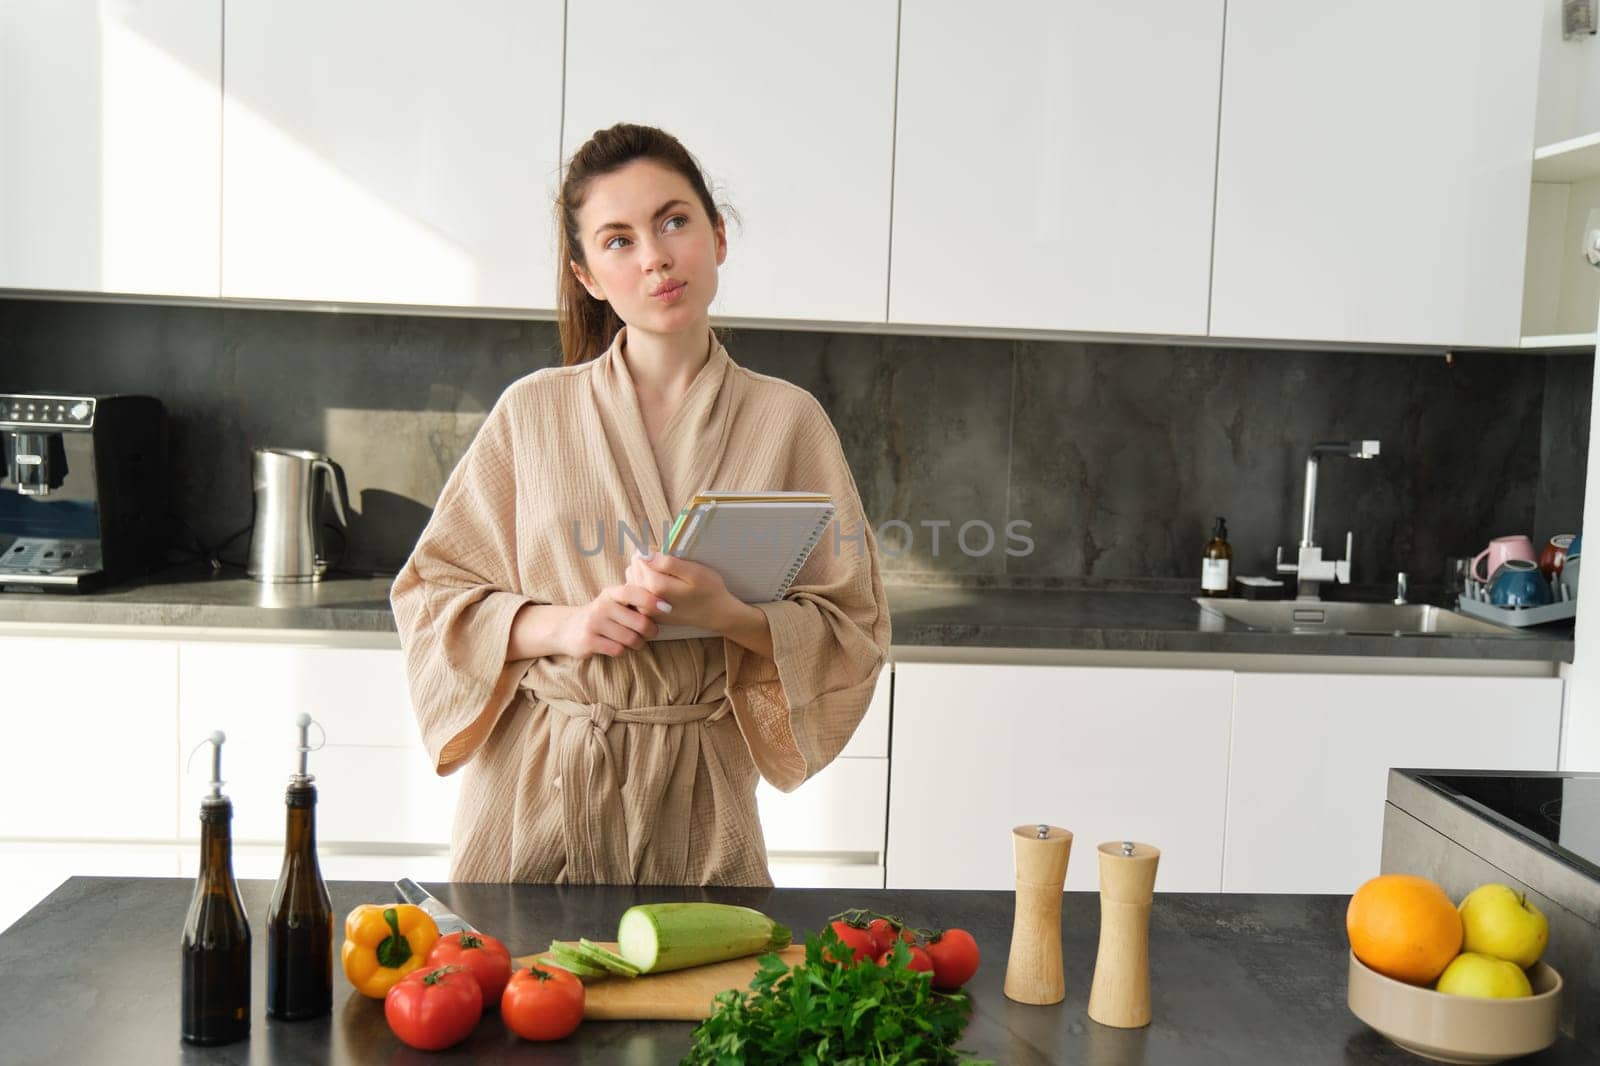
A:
[756,669,894,888]
[177,642,459,847]
[0,842,181,935]
[0,631,894,913]
[884,662,1566,896]
[0,637,180,841]
[886,662,1235,892]
[1222,673,1563,893]
[1,628,1568,909]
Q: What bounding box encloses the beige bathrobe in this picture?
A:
[390,326,890,886]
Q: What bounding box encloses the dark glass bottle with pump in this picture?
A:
[1201,516,1233,598]
[181,731,251,1046]
[267,713,334,1021]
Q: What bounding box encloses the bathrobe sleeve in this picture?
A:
[390,391,539,775]
[721,393,892,792]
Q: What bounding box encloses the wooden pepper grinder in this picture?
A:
[1087,840,1160,1028]
[1003,823,1072,1005]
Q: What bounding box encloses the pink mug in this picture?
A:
[1471,535,1536,583]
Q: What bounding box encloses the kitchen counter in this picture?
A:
[0,567,1574,661]
[3,876,1589,1064]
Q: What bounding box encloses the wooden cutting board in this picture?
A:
[513,941,806,1021]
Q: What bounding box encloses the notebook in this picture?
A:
[645,491,836,641]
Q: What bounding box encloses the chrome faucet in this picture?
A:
[1275,440,1381,601]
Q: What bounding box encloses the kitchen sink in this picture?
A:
[1194,598,1511,636]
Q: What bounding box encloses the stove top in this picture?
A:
[1410,771,1600,882]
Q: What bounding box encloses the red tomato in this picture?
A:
[865,917,901,958]
[384,964,483,1051]
[427,931,512,1007]
[877,943,934,974]
[925,928,981,990]
[501,964,585,1042]
[826,921,879,965]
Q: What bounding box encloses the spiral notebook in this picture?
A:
[646,491,836,641]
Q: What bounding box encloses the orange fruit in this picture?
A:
[1346,874,1463,985]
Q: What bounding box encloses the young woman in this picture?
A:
[391,123,891,886]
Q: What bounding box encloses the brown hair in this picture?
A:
[556,123,730,367]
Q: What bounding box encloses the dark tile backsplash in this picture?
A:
[0,297,1590,592]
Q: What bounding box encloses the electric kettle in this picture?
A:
[247,448,350,582]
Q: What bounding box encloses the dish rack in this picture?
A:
[1455,576,1577,628]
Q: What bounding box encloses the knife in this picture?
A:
[395,878,477,935]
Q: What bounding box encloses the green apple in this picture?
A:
[1458,883,1549,968]
[1435,952,1533,998]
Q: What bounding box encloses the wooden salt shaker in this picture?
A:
[1087,840,1160,1028]
[1003,823,1072,1005]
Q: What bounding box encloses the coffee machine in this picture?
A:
[0,394,167,591]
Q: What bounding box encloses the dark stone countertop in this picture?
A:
[0,567,1574,661]
[2,876,1588,1064]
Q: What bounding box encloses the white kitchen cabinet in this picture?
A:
[755,669,891,888]
[758,757,887,857]
[1224,673,1562,894]
[0,842,181,934]
[0,637,180,841]
[889,0,1223,335]
[886,662,1233,892]
[177,642,459,847]
[840,663,891,760]
[768,859,884,891]
[178,843,452,886]
[221,0,563,309]
[1209,1,1542,347]
[0,0,221,296]
[563,1,897,324]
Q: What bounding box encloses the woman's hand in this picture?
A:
[625,548,739,636]
[553,582,671,658]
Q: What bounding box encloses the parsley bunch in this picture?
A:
[681,925,993,1065]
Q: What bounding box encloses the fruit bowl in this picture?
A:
[1347,951,1562,1064]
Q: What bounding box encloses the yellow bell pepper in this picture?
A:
[341,904,440,998]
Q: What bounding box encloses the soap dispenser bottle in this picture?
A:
[1201,516,1232,598]
[181,731,251,1046]
[267,714,333,1021]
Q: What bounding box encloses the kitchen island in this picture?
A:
[0,877,1590,1064]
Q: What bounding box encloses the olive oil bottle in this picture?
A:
[267,714,334,1021]
[181,731,252,1046]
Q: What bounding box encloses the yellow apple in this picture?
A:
[1435,952,1533,998]
[1458,883,1549,968]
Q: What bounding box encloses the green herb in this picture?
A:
[681,925,993,1065]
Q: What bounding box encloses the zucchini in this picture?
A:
[545,941,609,979]
[577,938,642,977]
[616,902,792,975]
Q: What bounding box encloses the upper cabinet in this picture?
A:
[889,0,1224,336]
[0,0,221,297]
[2,3,1561,345]
[1521,1,1600,348]
[563,1,897,324]
[221,0,564,310]
[1209,1,1542,348]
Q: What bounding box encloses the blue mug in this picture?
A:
[1570,533,1583,560]
[1489,559,1553,608]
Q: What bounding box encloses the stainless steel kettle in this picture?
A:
[247,448,350,582]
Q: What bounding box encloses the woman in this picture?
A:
[391,123,891,886]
